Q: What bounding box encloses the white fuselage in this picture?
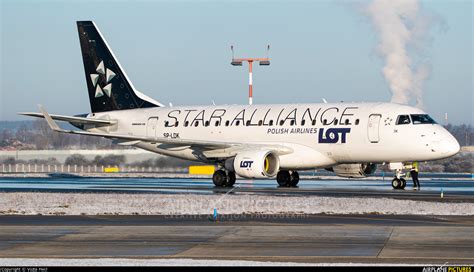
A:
[87,102,460,170]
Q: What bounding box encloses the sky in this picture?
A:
[0,0,472,124]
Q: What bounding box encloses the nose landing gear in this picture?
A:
[391,168,406,190]
[391,177,406,190]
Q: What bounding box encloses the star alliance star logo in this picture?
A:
[384,117,393,126]
[90,60,116,98]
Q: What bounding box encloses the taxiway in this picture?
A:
[0,215,473,264]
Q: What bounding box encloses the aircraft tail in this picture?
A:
[77,21,163,113]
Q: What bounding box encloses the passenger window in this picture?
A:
[345,119,349,125]
[164,121,169,127]
[301,120,306,126]
[258,120,263,126]
[194,121,199,127]
[215,121,220,126]
[205,121,210,127]
[269,120,274,126]
[279,120,284,126]
[225,120,230,127]
[323,119,327,125]
[290,120,295,126]
[184,121,189,127]
[236,120,240,126]
[312,120,316,126]
[246,120,250,126]
[355,119,359,125]
[396,115,411,125]
[334,119,338,125]
[175,121,179,127]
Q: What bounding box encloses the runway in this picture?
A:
[0,176,473,202]
[1,214,473,264]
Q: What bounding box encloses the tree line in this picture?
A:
[0,153,203,170]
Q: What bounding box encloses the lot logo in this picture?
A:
[240,160,254,168]
[318,128,351,144]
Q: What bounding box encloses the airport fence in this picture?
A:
[0,164,187,174]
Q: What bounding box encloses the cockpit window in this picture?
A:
[410,114,436,124]
[396,115,411,125]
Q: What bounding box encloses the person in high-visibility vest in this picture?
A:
[410,161,420,190]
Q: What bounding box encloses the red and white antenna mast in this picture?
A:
[231,45,270,105]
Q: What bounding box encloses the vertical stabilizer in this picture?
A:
[77,21,163,112]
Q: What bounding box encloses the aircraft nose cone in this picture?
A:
[449,137,461,155]
[439,135,461,156]
[432,126,461,158]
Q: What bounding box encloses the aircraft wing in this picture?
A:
[18,112,116,126]
[37,105,293,158]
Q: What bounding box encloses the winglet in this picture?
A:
[38,104,63,132]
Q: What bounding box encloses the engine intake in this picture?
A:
[225,151,279,178]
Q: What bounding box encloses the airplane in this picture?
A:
[20,21,460,190]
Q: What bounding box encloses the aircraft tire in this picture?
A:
[399,178,406,189]
[225,171,236,187]
[391,178,401,189]
[212,170,227,187]
[277,170,291,187]
[289,171,300,187]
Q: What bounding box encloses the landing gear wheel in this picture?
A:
[277,170,291,187]
[289,171,300,187]
[225,171,236,187]
[391,178,401,189]
[399,178,406,190]
[212,170,227,187]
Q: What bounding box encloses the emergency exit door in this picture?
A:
[367,114,381,143]
[147,117,159,137]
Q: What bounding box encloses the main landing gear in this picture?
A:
[212,169,236,187]
[391,168,406,190]
[276,170,299,187]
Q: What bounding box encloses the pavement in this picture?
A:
[1,176,473,264]
[0,214,473,264]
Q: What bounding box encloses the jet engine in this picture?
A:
[328,163,377,178]
[225,151,279,178]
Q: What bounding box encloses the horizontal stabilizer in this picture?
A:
[18,111,116,126]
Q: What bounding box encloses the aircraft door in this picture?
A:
[147,117,159,137]
[367,114,381,143]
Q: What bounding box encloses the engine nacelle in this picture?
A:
[225,151,279,178]
[329,163,377,178]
